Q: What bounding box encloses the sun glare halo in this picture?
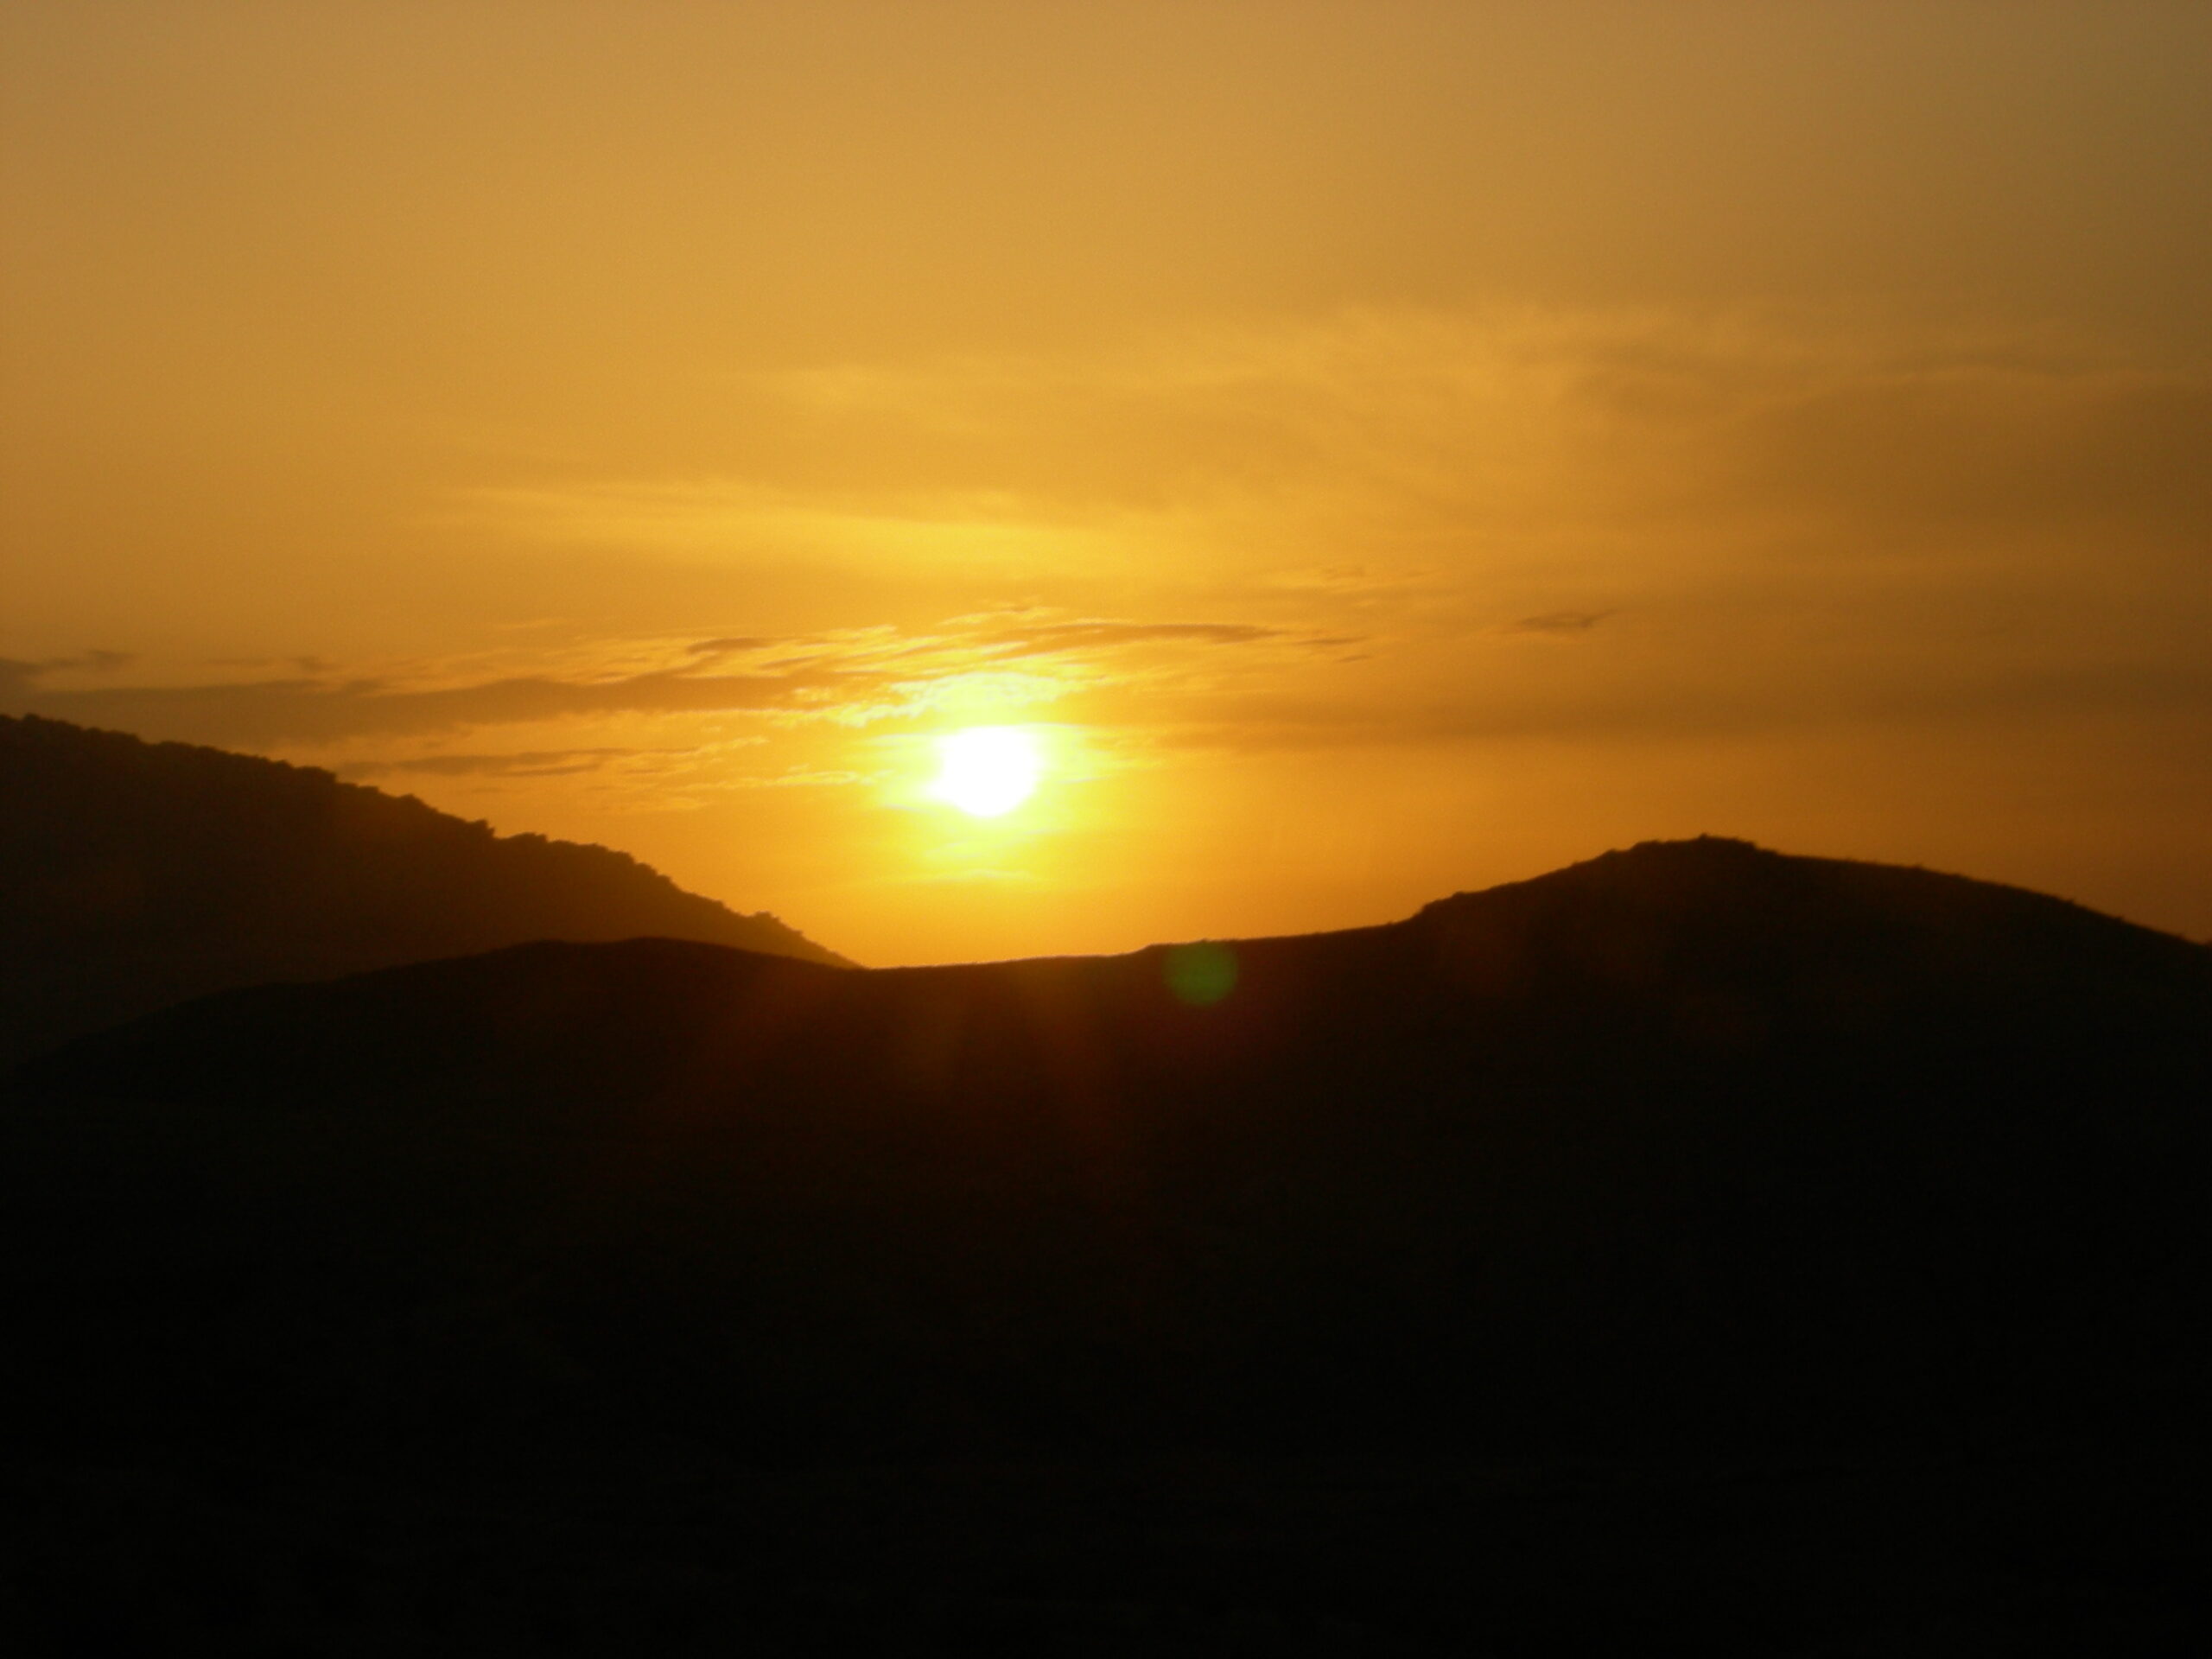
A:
[930,727,1043,817]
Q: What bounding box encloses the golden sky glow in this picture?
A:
[4,3,2209,962]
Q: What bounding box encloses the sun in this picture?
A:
[930,726,1042,818]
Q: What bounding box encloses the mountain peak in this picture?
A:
[0,713,851,1065]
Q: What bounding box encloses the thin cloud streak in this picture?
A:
[340,749,634,780]
[1504,612,1609,636]
[0,611,1346,753]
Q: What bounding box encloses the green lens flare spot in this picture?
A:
[1164,941,1238,1007]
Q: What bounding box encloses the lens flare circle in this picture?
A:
[930,726,1043,817]
[1164,941,1238,1006]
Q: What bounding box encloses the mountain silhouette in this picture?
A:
[0,714,850,1067]
[10,836,2207,1469]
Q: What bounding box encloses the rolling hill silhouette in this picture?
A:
[10,836,2211,1649]
[0,714,849,1067]
[10,836,2207,1467]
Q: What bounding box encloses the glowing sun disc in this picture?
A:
[931,727,1042,817]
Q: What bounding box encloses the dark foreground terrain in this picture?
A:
[11,1434,2207,1654]
[5,838,2209,1651]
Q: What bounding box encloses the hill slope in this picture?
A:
[10,836,2209,1464]
[0,714,849,1065]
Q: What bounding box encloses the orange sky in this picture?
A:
[5,2,2209,963]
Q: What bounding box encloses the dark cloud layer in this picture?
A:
[0,664,818,747]
[1504,612,1609,636]
[340,749,632,781]
[0,613,1323,752]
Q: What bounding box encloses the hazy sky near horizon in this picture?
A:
[5,2,2209,962]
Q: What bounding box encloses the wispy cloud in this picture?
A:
[13,308,2208,790]
[0,651,135,694]
[463,310,2212,658]
[340,748,634,780]
[720,309,2212,543]
[1,664,812,747]
[1,609,1341,755]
